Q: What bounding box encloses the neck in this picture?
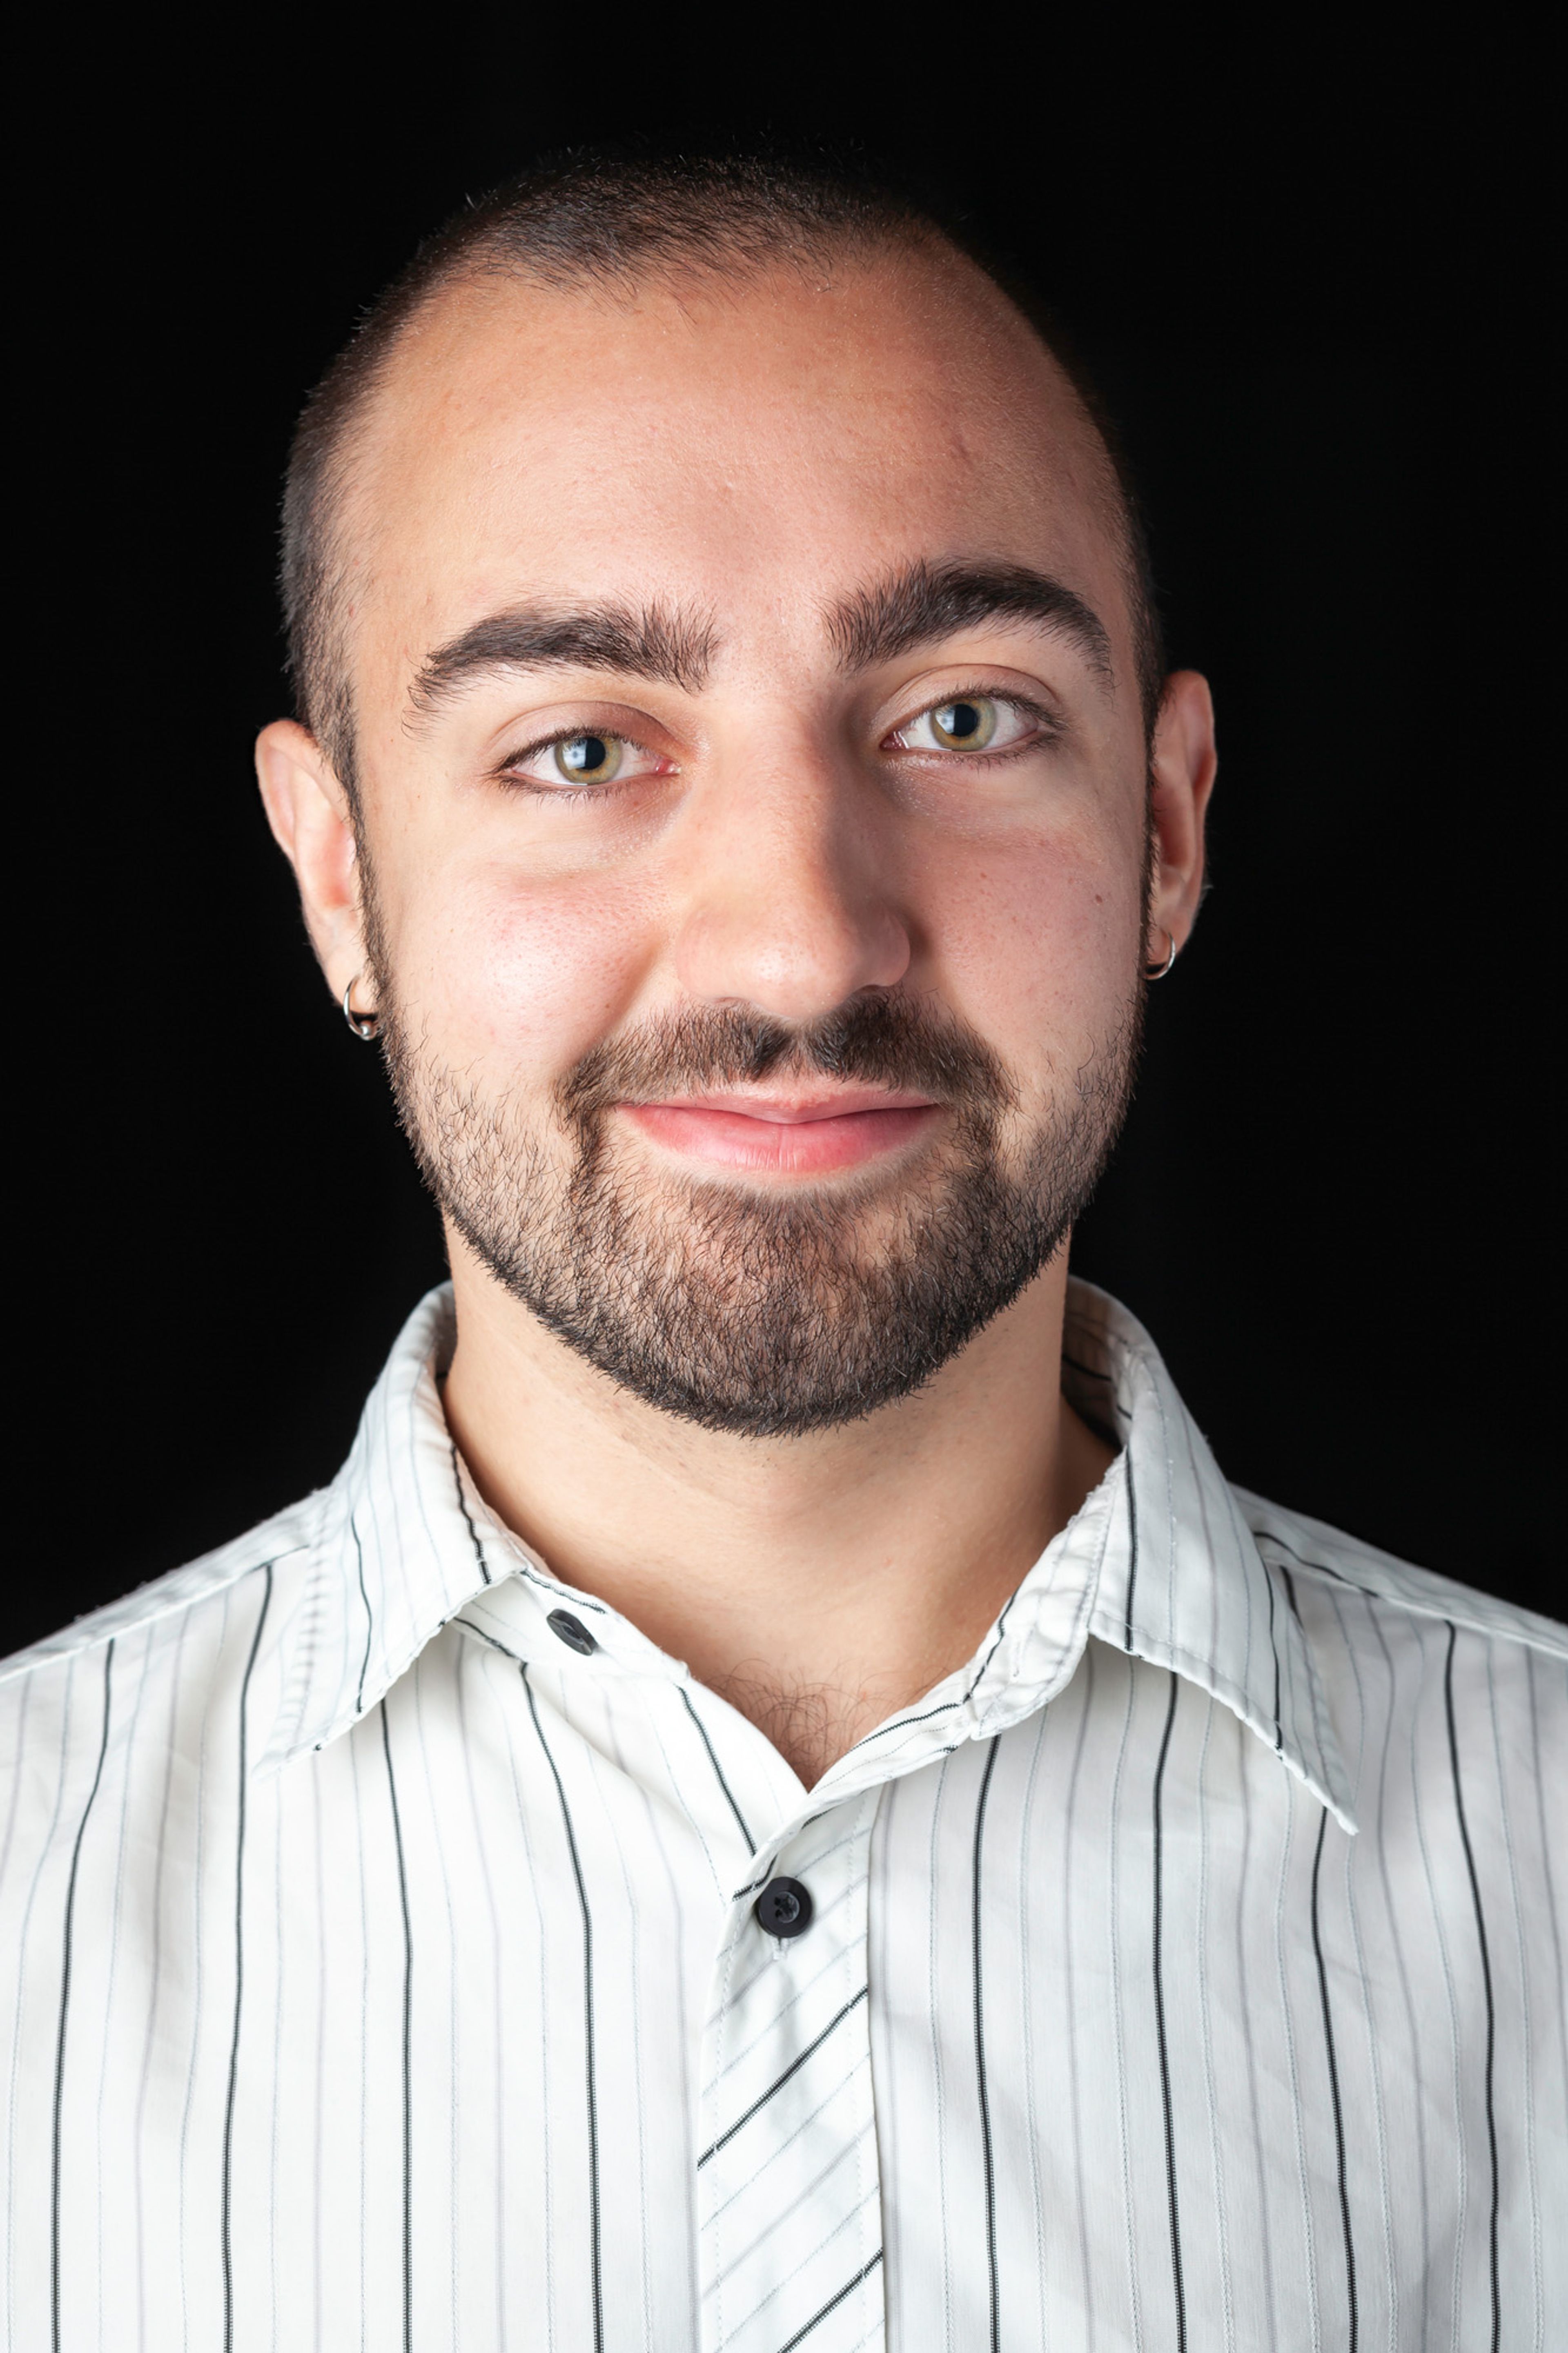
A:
[439,1235,1113,1786]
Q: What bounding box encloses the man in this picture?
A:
[2,154,1561,2353]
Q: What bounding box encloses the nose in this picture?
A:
[672,749,912,1022]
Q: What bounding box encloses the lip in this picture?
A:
[618,1088,942,1175]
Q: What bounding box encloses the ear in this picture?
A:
[255,719,366,1000]
[1146,669,1217,960]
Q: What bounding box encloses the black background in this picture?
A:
[11,14,1555,1655]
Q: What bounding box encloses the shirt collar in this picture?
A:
[258,1280,1355,1829]
[1066,1282,1356,1830]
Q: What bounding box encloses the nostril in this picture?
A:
[674,897,911,1028]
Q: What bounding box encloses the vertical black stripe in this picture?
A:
[222,1566,274,2353]
[679,1686,754,1851]
[1152,1671,1187,2353]
[352,1515,373,1716]
[1264,1567,1283,1749]
[450,1442,492,1584]
[379,1696,414,2353]
[51,1639,114,2353]
[972,1735,1002,2353]
[1123,1455,1140,1647]
[1310,1807,1358,2350]
[1445,1623,1500,2353]
[523,1665,603,2353]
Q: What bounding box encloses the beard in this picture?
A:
[376,981,1140,1438]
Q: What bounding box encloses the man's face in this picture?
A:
[267,248,1209,1432]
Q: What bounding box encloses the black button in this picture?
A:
[546,1608,597,1655]
[754,1877,813,1939]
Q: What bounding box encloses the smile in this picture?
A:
[618,1089,943,1175]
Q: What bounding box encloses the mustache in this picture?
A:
[556,992,1018,1126]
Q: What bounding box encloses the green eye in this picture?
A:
[929,697,998,751]
[553,732,623,783]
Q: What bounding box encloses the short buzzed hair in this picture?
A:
[280,152,1165,792]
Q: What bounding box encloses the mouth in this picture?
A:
[617,1087,944,1176]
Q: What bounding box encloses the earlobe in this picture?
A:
[1143,927,1179,981]
[254,718,365,988]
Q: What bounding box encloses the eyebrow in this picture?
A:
[406,557,1112,725]
[408,599,717,717]
[824,558,1114,688]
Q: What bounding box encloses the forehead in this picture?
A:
[349,250,1126,674]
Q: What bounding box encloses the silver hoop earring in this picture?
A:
[341,975,381,1042]
[1144,928,1178,981]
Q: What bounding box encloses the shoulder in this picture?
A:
[1232,1484,1567,1662]
[0,1490,325,1700]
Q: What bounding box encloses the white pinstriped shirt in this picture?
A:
[2,1280,1564,2352]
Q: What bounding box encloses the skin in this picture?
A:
[257,246,1216,1788]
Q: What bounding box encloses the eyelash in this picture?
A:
[495,730,658,802]
[494,687,1059,798]
[895,685,1060,759]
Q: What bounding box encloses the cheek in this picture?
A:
[396,861,656,1083]
[927,826,1144,1081]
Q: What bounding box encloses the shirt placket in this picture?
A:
[697,1786,886,2353]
